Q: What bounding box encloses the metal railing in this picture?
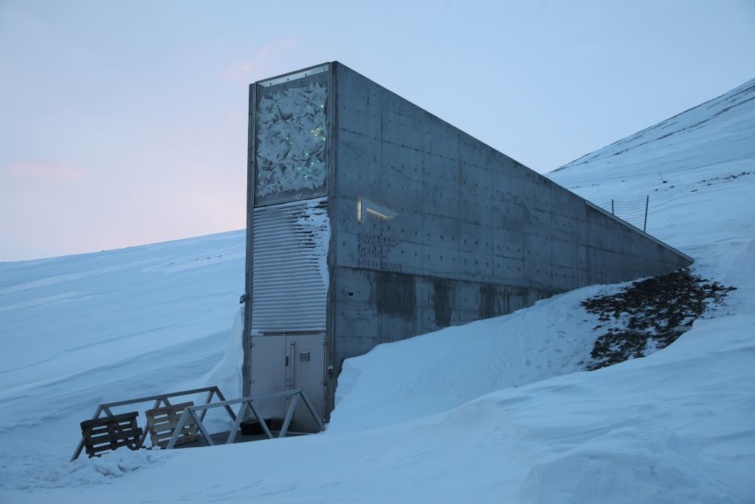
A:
[71,386,232,461]
[166,388,324,449]
[598,196,650,232]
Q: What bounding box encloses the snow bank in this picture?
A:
[329,284,618,432]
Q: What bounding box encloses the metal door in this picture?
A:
[250,333,326,432]
[285,333,326,432]
[249,336,287,424]
[249,197,329,432]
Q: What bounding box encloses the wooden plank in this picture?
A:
[84,430,141,447]
[81,411,138,427]
[85,423,141,436]
[85,427,142,443]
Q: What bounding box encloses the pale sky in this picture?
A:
[1,0,753,262]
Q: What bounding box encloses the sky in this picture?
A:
[1,0,754,262]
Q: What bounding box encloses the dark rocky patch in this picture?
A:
[581,269,735,371]
[700,171,752,186]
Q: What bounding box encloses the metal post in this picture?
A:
[248,402,274,439]
[166,411,189,449]
[242,82,258,401]
[299,391,326,432]
[198,389,213,423]
[325,63,338,422]
[189,409,214,447]
[213,387,237,421]
[226,402,250,445]
[70,405,104,461]
[279,393,301,438]
[643,195,649,232]
[611,199,615,215]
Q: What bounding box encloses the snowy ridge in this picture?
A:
[554,78,755,174]
[0,231,245,431]
[1,78,755,502]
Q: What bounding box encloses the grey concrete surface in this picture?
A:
[245,61,693,422]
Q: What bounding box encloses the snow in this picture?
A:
[1,79,754,503]
[297,197,331,290]
[329,284,612,432]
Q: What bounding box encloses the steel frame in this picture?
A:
[70,386,232,461]
[166,388,324,449]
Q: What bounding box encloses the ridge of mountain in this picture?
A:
[553,78,755,175]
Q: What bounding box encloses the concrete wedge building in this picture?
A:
[241,62,693,430]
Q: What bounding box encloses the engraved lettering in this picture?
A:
[357,234,403,271]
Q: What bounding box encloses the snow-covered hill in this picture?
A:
[550,78,755,316]
[1,79,754,503]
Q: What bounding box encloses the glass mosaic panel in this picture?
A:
[255,71,328,205]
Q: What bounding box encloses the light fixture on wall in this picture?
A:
[357,197,399,223]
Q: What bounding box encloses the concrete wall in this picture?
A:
[327,62,692,384]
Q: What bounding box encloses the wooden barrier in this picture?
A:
[145,402,199,448]
[80,412,143,458]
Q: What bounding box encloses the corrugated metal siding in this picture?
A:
[252,198,329,334]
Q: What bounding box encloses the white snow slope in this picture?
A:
[1,78,754,503]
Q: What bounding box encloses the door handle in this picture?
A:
[288,341,296,388]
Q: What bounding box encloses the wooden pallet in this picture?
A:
[80,411,143,458]
[145,402,200,448]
